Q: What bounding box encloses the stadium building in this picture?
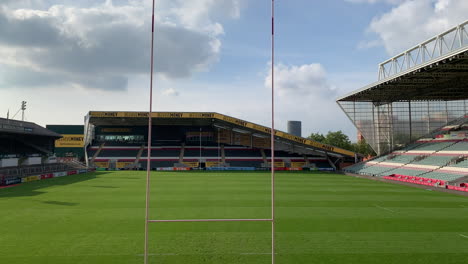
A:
[0,118,90,186]
[340,20,468,191]
[84,111,357,171]
[46,125,85,162]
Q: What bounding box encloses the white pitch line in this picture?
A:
[459,234,468,239]
[137,253,177,256]
[374,204,397,213]
[240,253,276,255]
[138,252,275,256]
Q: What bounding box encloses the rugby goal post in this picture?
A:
[144,1,277,263]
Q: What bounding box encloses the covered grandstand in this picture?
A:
[84,111,356,170]
[338,20,468,155]
[0,118,90,186]
[338,20,468,191]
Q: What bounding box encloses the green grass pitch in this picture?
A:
[1,171,468,264]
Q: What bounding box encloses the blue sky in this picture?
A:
[0,0,467,141]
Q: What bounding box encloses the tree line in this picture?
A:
[308,131,376,157]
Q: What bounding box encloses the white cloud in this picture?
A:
[0,0,241,90]
[345,0,404,4]
[264,63,336,98]
[262,63,358,137]
[361,0,468,55]
[162,88,179,96]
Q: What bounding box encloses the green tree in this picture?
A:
[308,132,326,143]
[324,130,352,150]
[308,130,376,157]
[308,131,353,151]
[352,138,376,157]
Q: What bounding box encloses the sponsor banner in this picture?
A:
[182,162,199,168]
[78,169,88,174]
[57,157,78,163]
[22,175,40,183]
[53,171,67,177]
[173,167,191,171]
[286,167,302,171]
[90,111,216,119]
[5,178,21,185]
[156,167,191,171]
[157,167,174,171]
[274,162,285,168]
[447,185,468,192]
[267,162,285,168]
[67,170,77,176]
[206,161,221,168]
[40,173,54,180]
[117,162,134,169]
[55,134,84,148]
[101,128,132,133]
[291,162,306,168]
[94,162,109,168]
[318,168,335,171]
[206,167,255,171]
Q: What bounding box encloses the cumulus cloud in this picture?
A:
[0,0,241,90]
[361,0,468,55]
[261,63,353,136]
[264,63,336,98]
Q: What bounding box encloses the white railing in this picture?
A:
[378,20,468,80]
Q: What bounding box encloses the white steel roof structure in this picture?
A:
[337,20,468,155]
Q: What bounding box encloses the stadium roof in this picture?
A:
[86,111,356,158]
[0,117,61,138]
[337,20,468,103]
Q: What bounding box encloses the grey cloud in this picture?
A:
[0,66,127,91]
[265,63,336,99]
[0,1,233,91]
[0,9,64,47]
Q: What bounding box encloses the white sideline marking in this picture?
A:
[137,252,274,256]
[240,253,275,255]
[459,234,468,239]
[374,204,396,213]
[137,253,177,256]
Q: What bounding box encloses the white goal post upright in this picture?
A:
[144,0,155,264]
[270,1,276,263]
[144,1,276,263]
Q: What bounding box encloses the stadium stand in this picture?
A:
[337,22,468,192]
[84,112,346,170]
[345,119,468,189]
[0,118,90,187]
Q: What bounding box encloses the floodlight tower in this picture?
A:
[21,101,27,121]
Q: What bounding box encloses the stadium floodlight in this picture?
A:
[144,1,277,264]
[21,101,27,121]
